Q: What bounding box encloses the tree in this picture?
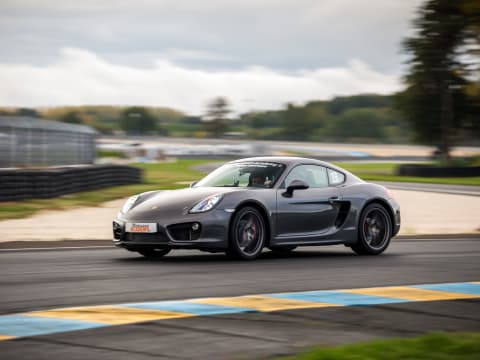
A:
[241,111,283,129]
[398,0,480,160]
[120,106,157,134]
[15,108,40,118]
[327,109,386,141]
[203,97,230,137]
[59,111,82,124]
[461,0,480,78]
[327,95,393,115]
[280,103,318,141]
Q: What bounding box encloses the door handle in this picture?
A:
[328,196,340,204]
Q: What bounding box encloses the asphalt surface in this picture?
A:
[0,237,479,359]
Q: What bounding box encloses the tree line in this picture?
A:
[0,94,413,144]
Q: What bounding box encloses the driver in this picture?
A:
[249,171,272,187]
[250,173,265,187]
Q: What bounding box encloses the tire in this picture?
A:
[351,203,392,255]
[269,246,297,255]
[138,248,171,258]
[226,206,266,260]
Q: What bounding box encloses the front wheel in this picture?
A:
[138,248,171,259]
[226,207,266,260]
[351,203,392,255]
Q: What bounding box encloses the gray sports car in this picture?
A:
[113,157,400,260]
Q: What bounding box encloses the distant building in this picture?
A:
[0,116,96,167]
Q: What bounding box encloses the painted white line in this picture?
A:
[0,245,113,252]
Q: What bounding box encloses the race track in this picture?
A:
[0,237,479,359]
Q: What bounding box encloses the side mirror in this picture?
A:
[282,179,309,197]
[190,181,198,188]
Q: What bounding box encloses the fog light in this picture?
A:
[192,222,200,231]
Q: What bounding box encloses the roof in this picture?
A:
[229,156,360,180]
[0,116,97,134]
[230,156,329,166]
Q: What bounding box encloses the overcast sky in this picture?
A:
[0,0,424,115]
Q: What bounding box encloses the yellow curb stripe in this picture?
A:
[0,334,15,341]
[341,286,479,301]
[191,295,339,312]
[27,306,193,325]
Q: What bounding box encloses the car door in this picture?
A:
[275,164,341,241]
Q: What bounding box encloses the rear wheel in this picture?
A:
[138,248,171,258]
[351,203,392,255]
[226,207,266,260]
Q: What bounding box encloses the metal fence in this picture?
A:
[0,116,96,167]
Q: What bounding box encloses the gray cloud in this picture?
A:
[0,0,422,71]
[0,0,423,112]
[0,47,401,114]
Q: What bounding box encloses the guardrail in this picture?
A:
[0,165,142,201]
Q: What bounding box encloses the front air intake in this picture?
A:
[112,221,123,240]
[167,222,202,241]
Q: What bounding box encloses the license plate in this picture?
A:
[126,223,157,233]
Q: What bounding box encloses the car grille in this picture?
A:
[123,232,168,243]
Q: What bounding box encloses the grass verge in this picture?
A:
[0,159,209,221]
[275,332,480,360]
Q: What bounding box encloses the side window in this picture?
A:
[327,168,345,186]
[284,165,328,188]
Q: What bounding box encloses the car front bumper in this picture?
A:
[113,209,232,251]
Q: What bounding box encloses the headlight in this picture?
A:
[189,194,223,213]
[121,195,139,213]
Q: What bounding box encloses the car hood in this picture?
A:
[124,187,245,221]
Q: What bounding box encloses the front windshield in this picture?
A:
[194,162,285,188]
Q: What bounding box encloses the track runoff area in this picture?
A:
[0,281,479,341]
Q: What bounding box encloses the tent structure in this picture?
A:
[0,116,96,167]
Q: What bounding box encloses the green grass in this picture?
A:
[275,332,480,360]
[335,162,480,186]
[97,150,127,158]
[0,159,209,221]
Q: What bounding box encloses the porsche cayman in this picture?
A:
[113,157,400,260]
